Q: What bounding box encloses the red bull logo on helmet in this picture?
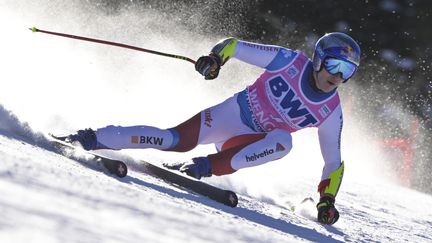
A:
[341,45,356,61]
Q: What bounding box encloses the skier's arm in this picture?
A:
[317,105,344,200]
[316,105,344,225]
[196,38,297,79]
[210,38,296,69]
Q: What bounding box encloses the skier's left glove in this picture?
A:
[195,54,221,80]
[317,196,339,225]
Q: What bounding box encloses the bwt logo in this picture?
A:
[131,136,164,145]
[268,76,318,128]
[245,143,286,162]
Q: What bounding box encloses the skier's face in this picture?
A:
[314,68,344,93]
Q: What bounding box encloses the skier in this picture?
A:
[67,32,361,225]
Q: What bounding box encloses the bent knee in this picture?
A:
[269,129,293,155]
[163,113,201,152]
[164,128,198,152]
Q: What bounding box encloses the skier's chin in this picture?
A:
[318,82,336,93]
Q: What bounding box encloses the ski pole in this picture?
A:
[29,27,196,64]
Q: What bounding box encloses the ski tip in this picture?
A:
[225,191,238,208]
[29,27,38,33]
[115,163,128,178]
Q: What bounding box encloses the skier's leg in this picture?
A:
[87,93,252,151]
[209,129,293,175]
[180,129,293,178]
[94,121,198,151]
[167,93,255,151]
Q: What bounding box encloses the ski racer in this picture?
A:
[67,32,361,225]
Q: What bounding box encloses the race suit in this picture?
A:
[95,38,345,198]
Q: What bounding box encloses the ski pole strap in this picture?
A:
[29,27,196,64]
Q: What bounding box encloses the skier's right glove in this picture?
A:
[195,54,221,80]
[317,196,339,225]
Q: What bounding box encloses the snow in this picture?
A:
[380,49,416,71]
[1,115,432,243]
[1,1,432,242]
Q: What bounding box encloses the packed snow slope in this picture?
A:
[1,1,432,242]
[1,106,432,243]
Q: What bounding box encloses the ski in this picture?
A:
[48,135,237,207]
[49,135,128,178]
[142,160,238,208]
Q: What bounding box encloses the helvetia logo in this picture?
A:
[245,143,286,162]
[275,143,285,152]
[245,149,274,162]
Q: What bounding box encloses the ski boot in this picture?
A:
[164,157,212,180]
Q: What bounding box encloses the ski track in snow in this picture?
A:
[1,108,432,243]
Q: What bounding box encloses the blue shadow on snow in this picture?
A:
[122,173,344,243]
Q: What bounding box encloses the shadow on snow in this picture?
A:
[122,170,344,243]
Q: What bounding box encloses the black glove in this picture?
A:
[195,55,221,80]
[316,196,339,225]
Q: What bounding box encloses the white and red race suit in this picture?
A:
[95,38,345,197]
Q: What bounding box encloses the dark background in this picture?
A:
[93,0,432,193]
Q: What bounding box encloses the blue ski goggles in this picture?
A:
[323,57,357,80]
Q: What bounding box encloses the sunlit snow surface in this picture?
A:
[1,1,432,242]
[1,115,432,242]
